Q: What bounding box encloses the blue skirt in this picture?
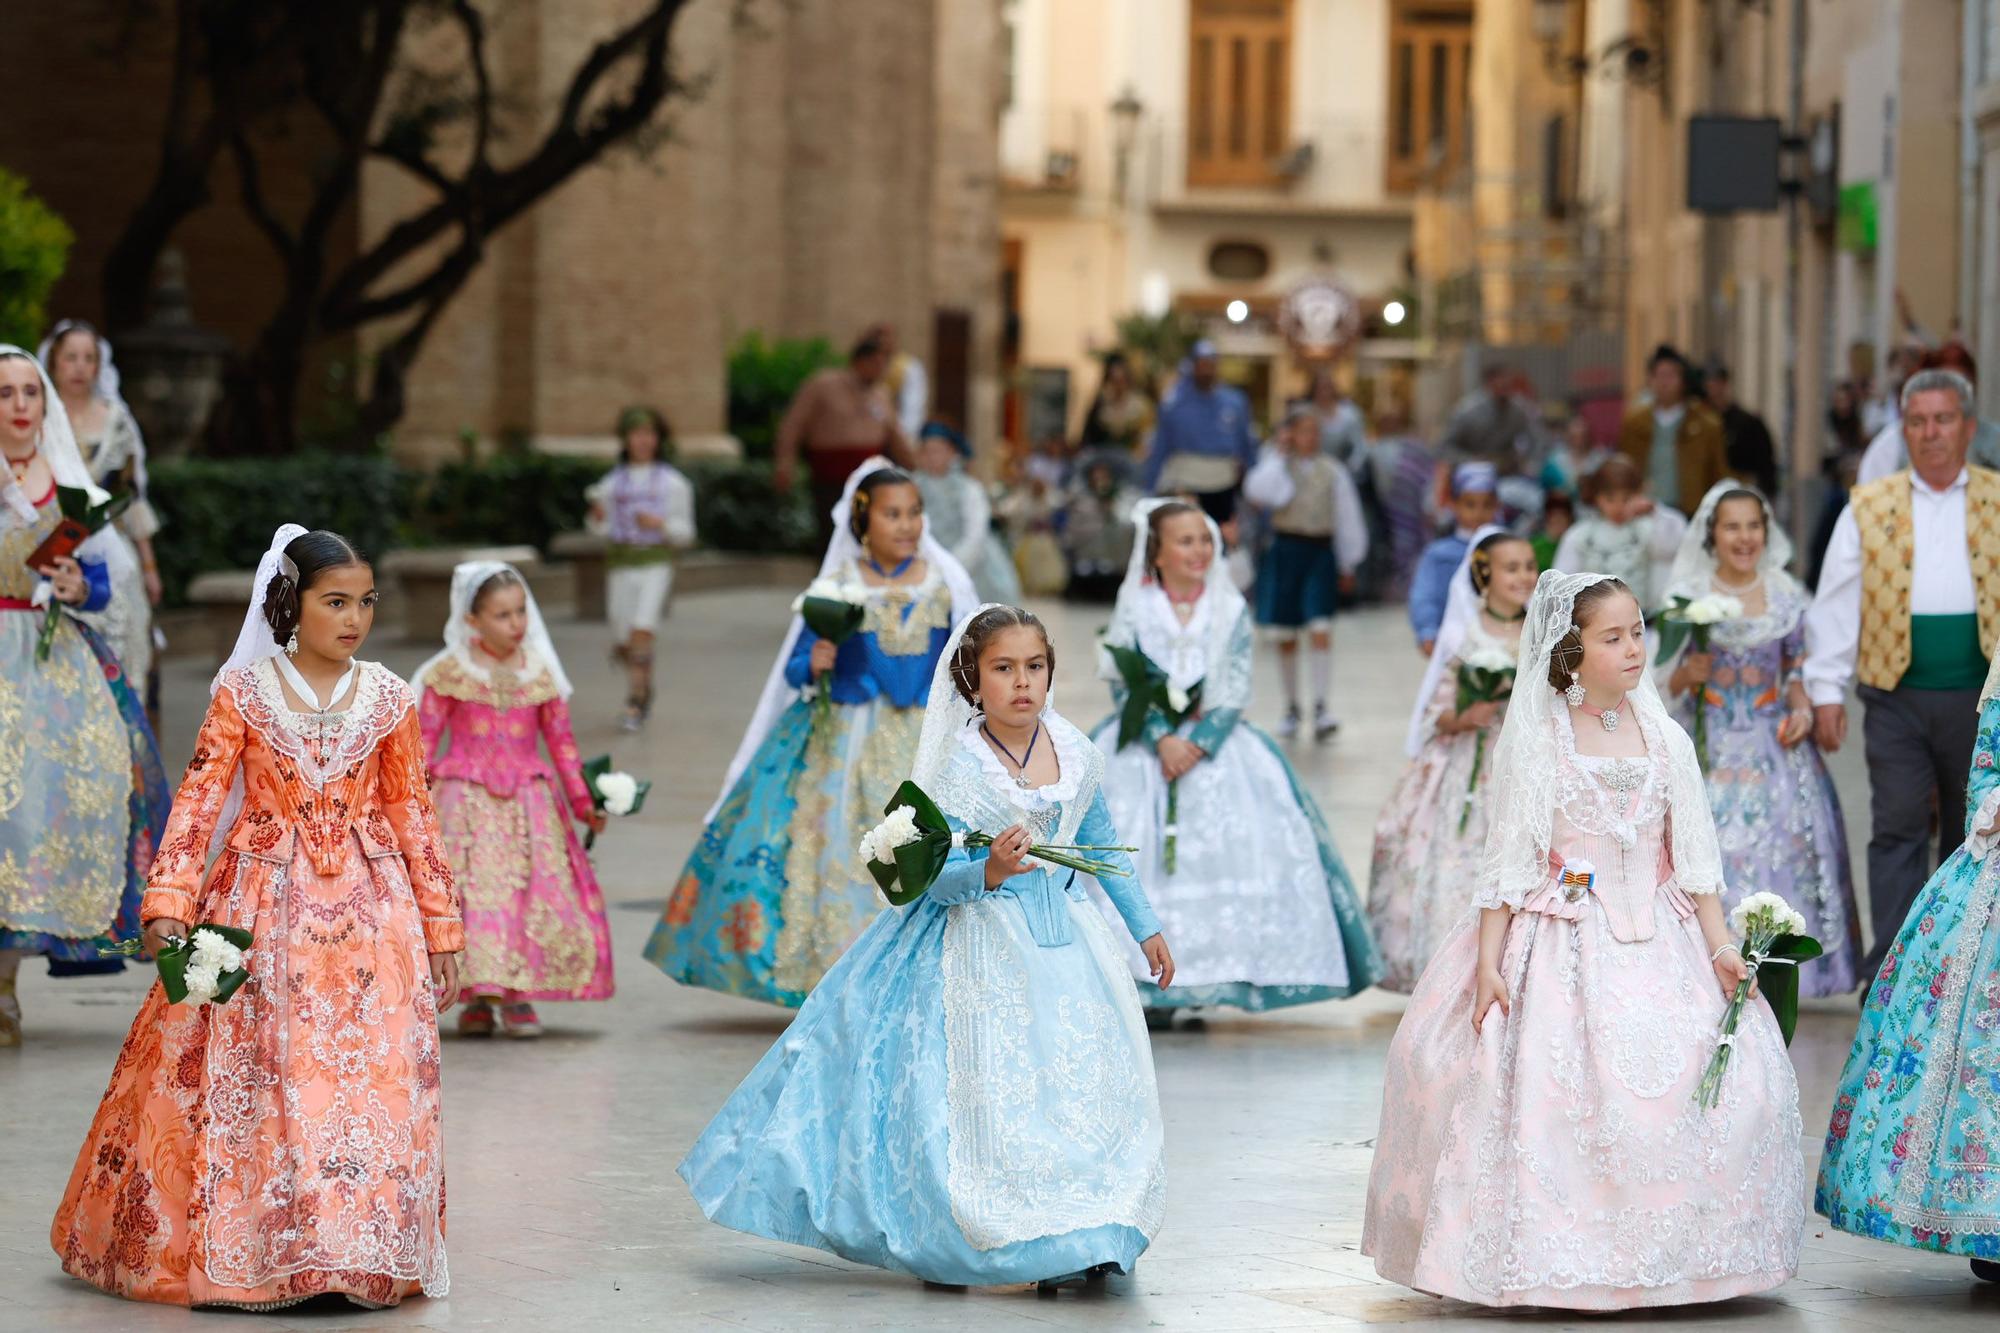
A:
[1255,532,1339,627]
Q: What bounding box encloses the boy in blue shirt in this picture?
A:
[1408,462,1499,654]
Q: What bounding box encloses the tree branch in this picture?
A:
[228,129,299,263]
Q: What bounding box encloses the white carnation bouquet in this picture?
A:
[858,782,1135,906]
[1654,592,1744,771]
[99,922,254,1005]
[793,576,871,729]
[1693,891,1822,1109]
[1453,644,1517,832]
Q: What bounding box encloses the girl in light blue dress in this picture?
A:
[680,604,1176,1289]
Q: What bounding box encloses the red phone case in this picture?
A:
[25,518,89,571]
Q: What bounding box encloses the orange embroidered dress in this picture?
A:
[51,659,463,1310]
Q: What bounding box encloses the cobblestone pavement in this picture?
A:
[4,587,1996,1330]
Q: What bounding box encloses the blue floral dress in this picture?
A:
[680,714,1169,1284]
[1816,691,2000,1259]
[644,565,952,1005]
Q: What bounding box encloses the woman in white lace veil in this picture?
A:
[1088,497,1379,1017]
[644,457,976,1006]
[679,602,1173,1290]
[1363,567,1805,1310]
[0,346,167,1042]
[1656,480,1863,994]
[409,559,572,699]
[1368,526,1535,992]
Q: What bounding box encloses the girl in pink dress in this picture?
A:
[414,562,612,1038]
[1362,570,1804,1310]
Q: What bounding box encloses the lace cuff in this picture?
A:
[140,887,196,926]
[1967,784,2000,860]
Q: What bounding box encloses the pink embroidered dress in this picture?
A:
[419,645,613,1002]
[1362,701,1805,1308]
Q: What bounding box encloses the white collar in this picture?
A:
[1912,467,1971,499]
[1653,403,1686,426]
[274,653,358,712]
[955,715,1085,810]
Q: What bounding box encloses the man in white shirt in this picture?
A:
[1806,369,2000,978]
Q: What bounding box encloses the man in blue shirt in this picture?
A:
[1142,340,1260,522]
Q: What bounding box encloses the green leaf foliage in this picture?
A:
[727,332,841,460]
[0,170,74,350]
[682,458,818,555]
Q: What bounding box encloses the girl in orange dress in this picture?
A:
[52,525,464,1311]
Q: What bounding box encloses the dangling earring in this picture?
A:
[285,629,300,657]
[1564,671,1586,708]
[971,693,982,710]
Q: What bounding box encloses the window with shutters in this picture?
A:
[1385,0,1473,193]
[1187,0,1293,188]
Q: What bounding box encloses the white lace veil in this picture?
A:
[704,456,979,822]
[1102,497,1243,691]
[37,321,148,495]
[1403,522,1503,757]
[213,524,309,694]
[1478,569,1725,908]
[1663,479,1798,602]
[408,559,572,699]
[0,346,133,591]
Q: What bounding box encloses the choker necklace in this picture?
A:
[1573,697,1626,733]
[982,722,1042,789]
[868,554,916,580]
[1713,573,1762,597]
[5,447,35,478]
[1485,604,1526,623]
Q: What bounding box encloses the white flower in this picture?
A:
[859,805,923,866]
[1166,685,1191,714]
[1729,891,1807,938]
[189,928,244,974]
[1680,594,1744,625]
[1460,646,1517,674]
[183,960,222,1005]
[595,771,640,816]
[791,577,867,613]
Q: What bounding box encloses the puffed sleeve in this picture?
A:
[1077,791,1161,943]
[537,695,597,819]
[926,835,994,907]
[377,703,464,952]
[417,685,453,764]
[141,688,249,925]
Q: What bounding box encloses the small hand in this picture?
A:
[143,917,189,960]
[1678,651,1714,691]
[1418,640,1436,659]
[1156,735,1203,781]
[1473,966,1509,1033]
[1339,572,1357,597]
[809,639,839,677]
[430,953,462,1013]
[634,510,665,532]
[1141,933,1175,989]
[773,461,796,494]
[1711,946,1756,1001]
[1777,707,1813,749]
[984,824,1033,886]
[38,556,88,605]
[143,565,164,606]
[585,808,608,836]
[1633,496,1657,516]
[1457,700,1500,732]
[1813,703,1847,753]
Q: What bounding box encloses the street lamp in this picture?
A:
[1110,85,1144,204]
[1226,300,1250,324]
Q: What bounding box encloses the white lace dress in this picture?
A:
[1361,705,1804,1308]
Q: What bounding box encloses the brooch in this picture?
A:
[1557,859,1596,903]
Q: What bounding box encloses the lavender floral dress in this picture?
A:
[1668,578,1861,996]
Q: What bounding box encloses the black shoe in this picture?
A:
[1037,1271,1088,1294]
[1142,1007,1173,1031]
[1973,1257,2000,1284]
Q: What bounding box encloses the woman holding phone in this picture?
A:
[0,346,169,1047]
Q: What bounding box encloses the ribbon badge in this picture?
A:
[1558,859,1596,904]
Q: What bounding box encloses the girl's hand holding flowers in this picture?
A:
[1710,942,1755,1001]
[809,639,839,677]
[1156,735,1203,781]
[984,824,1033,886]
[39,555,88,605]
[1673,650,1714,695]
[1453,700,1500,732]
[143,917,189,960]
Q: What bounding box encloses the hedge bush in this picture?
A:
[0,170,74,350]
[727,331,840,460]
[415,452,604,552]
[684,458,818,555]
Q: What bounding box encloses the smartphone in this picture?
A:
[25,518,89,572]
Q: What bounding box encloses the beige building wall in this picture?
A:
[364,0,1003,464]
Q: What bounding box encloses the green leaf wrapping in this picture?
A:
[1652,596,1695,665]
[882,835,953,907]
[1102,641,1201,748]
[1759,934,1823,1046]
[155,942,191,1004]
[800,595,867,645]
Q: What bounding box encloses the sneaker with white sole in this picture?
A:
[1313,705,1340,740]
[1277,706,1302,739]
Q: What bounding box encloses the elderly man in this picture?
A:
[1142,339,1259,522]
[1433,362,1535,511]
[773,333,914,530]
[1806,368,2000,979]
[1616,345,1730,513]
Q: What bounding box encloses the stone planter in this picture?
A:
[379,546,541,641]
[549,530,608,622]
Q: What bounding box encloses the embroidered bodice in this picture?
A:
[141,658,462,951]
[418,649,593,816]
[1677,579,1807,729]
[1541,709,1686,942]
[784,561,955,706]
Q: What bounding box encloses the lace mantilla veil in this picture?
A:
[1477,569,1724,908]
[705,456,978,822]
[1100,497,1242,692]
[408,559,572,699]
[1664,479,1798,603]
[910,603,1102,852]
[0,344,135,586]
[1403,522,1503,758]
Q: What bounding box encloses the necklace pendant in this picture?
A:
[1600,709,1621,733]
[1014,774,1034,790]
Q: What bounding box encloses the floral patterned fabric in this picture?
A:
[0,498,166,962]
[1362,710,1804,1308]
[1816,694,2000,1257]
[419,651,611,1001]
[51,661,462,1309]
[1667,582,1862,996]
[1367,620,1513,992]
[643,570,951,1006]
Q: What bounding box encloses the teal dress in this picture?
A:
[1816,691,2000,1260]
[644,569,953,1006]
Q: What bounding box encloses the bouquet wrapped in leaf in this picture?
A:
[1693,892,1822,1110]
[1453,646,1516,834]
[1101,640,1203,871]
[859,781,1135,906]
[1653,593,1743,772]
[100,924,254,1006]
[793,577,869,731]
[32,484,133,663]
[583,754,651,850]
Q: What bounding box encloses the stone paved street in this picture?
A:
[4,586,1998,1331]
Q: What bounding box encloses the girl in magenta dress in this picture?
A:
[415,561,612,1037]
[1362,571,1804,1309]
